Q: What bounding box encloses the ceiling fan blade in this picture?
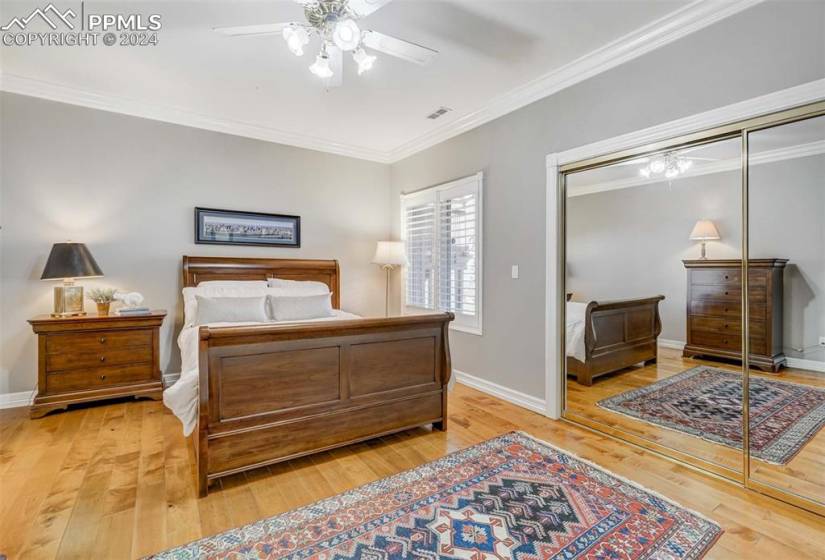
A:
[347,0,393,17]
[213,22,293,36]
[325,46,344,88]
[362,30,437,65]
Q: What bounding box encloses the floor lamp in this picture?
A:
[372,241,407,317]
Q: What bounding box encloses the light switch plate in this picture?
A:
[511,265,519,279]
[820,336,825,346]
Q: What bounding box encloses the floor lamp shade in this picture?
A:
[372,241,407,267]
[373,241,407,317]
[41,243,104,317]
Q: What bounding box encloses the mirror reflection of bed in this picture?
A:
[563,128,825,504]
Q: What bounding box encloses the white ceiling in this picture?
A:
[0,1,758,162]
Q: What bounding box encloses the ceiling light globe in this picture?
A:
[665,167,679,179]
[283,25,309,56]
[639,167,651,178]
[333,18,361,51]
[649,157,666,174]
[353,48,376,75]
[309,53,334,79]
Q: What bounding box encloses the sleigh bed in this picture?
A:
[177,256,453,496]
[566,295,664,386]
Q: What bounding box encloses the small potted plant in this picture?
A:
[87,287,117,316]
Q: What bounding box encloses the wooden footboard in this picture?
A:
[567,296,664,386]
[195,313,453,496]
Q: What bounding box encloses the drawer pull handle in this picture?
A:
[99,375,107,381]
[99,336,107,344]
[100,356,106,362]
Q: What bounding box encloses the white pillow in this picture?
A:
[267,278,330,295]
[195,296,268,325]
[268,293,334,322]
[198,280,268,288]
[183,285,271,326]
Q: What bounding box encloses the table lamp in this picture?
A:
[40,242,104,317]
[689,220,720,260]
[372,241,407,317]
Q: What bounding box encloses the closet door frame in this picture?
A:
[555,99,825,517]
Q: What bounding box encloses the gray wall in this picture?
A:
[389,1,825,398]
[567,154,825,356]
[751,154,825,354]
[0,93,391,393]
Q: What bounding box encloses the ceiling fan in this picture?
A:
[214,0,438,87]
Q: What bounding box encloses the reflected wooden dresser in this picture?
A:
[683,259,786,372]
[28,311,166,418]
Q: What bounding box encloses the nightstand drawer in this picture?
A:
[46,345,153,372]
[46,364,154,392]
[46,329,152,354]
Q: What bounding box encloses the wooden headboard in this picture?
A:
[182,256,341,309]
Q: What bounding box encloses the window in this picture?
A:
[401,173,483,334]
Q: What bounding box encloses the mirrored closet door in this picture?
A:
[747,114,825,510]
[560,100,825,517]
[563,135,746,479]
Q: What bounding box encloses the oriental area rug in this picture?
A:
[147,431,721,560]
[598,366,825,465]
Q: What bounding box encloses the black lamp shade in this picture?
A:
[40,243,104,280]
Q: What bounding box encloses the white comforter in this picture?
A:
[566,302,588,362]
[163,310,360,436]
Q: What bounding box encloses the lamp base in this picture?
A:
[52,285,85,317]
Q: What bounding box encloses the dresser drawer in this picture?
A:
[690,284,741,301]
[691,268,740,286]
[46,345,152,372]
[690,317,765,337]
[46,329,152,354]
[46,364,154,393]
[691,316,741,334]
[689,331,767,355]
[687,300,766,320]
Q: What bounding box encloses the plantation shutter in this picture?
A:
[403,194,436,310]
[402,173,482,333]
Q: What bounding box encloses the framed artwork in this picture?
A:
[194,207,301,248]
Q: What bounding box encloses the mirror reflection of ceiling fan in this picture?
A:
[214,0,438,87]
[614,146,718,179]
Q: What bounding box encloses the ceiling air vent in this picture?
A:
[426,106,453,120]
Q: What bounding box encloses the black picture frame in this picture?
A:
[194,207,301,248]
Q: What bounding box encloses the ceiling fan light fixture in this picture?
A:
[677,158,693,172]
[282,25,310,56]
[353,48,376,74]
[649,157,666,174]
[332,18,361,51]
[309,52,334,79]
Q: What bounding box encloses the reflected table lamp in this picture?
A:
[40,242,104,317]
[689,220,720,260]
[372,241,407,317]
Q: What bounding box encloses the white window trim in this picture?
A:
[400,172,483,336]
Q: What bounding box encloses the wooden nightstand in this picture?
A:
[28,311,166,418]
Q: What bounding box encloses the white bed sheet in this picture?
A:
[566,302,588,362]
[163,309,360,436]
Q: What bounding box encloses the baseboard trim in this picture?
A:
[786,357,825,373]
[658,339,686,351]
[454,369,546,415]
[0,389,36,410]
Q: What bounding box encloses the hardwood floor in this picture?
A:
[1,382,823,559]
[567,347,825,501]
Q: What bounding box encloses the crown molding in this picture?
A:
[556,78,825,166]
[0,73,393,163]
[568,139,825,197]
[0,0,761,165]
[386,0,764,163]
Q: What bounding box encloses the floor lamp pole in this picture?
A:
[383,265,393,317]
